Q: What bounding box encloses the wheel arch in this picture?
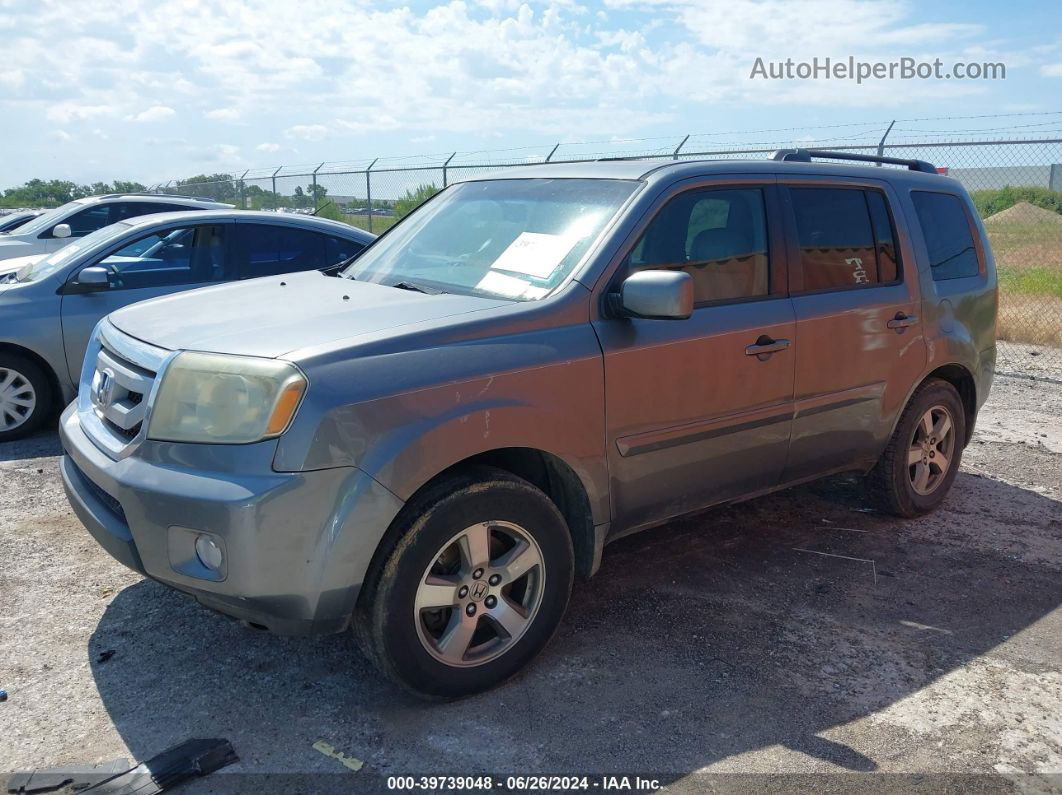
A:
[0,341,63,410]
[363,446,600,598]
[892,363,978,448]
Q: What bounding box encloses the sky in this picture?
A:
[1,0,1061,186]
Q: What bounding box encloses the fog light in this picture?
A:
[195,534,223,571]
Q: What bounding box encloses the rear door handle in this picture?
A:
[745,337,791,357]
[886,313,919,330]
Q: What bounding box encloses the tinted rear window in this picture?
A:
[791,188,881,291]
[911,192,980,280]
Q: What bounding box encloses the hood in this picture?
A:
[0,254,45,290]
[0,253,45,276]
[107,270,510,358]
[0,238,33,261]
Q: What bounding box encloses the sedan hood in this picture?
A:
[0,253,45,276]
[107,270,510,358]
[0,254,44,290]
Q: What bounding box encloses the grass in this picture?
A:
[984,219,1062,346]
[339,214,399,235]
[998,294,1062,347]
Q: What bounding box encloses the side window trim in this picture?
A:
[780,183,905,297]
[605,181,788,310]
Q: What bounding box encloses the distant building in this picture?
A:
[942,164,1062,192]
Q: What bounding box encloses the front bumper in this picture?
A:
[60,403,404,635]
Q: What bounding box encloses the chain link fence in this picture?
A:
[154,133,1062,380]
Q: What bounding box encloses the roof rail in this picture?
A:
[770,148,939,174]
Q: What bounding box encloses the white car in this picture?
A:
[0,193,233,263]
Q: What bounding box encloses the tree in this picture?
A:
[394,183,441,219]
[173,173,238,202]
[1,178,148,208]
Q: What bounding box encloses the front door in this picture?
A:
[592,183,796,534]
[60,222,234,385]
[780,182,927,482]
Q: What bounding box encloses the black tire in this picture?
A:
[0,353,53,443]
[866,378,966,518]
[355,465,574,699]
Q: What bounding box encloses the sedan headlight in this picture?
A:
[147,352,307,444]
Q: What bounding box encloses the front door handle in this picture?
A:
[886,312,919,331]
[745,336,791,357]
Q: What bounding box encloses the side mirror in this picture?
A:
[71,266,110,292]
[616,270,694,320]
[52,223,72,239]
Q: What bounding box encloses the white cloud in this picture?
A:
[206,107,240,121]
[46,102,113,123]
[0,0,1054,183]
[48,130,73,142]
[126,105,177,122]
[285,123,329,141]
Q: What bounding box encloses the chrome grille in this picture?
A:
[91,347,154,438]
[79,322,171,459]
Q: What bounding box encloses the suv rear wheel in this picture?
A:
[0,353,52,442]
[355,466,574,698]
[867,378,965,517]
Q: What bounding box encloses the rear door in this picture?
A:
[592,179,796,533]
[780,180,926,482]
[60,222,234,384]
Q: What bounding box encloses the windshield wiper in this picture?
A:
[390,280,445,295]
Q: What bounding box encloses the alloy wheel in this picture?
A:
[908,404,956,496]
[414,520,545,667]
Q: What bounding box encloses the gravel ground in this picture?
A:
[1,374,1060,793]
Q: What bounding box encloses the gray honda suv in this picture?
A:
[60,151,997,697]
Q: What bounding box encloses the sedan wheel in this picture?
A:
[0,366,38,433]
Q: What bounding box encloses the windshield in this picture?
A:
[341,178,636,300]
[17,222,133,283]
[10,201,81,237]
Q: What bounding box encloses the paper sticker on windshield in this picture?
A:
[476,270,549,300]
[490,232,577,280]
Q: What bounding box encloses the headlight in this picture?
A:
[146,352,307,444]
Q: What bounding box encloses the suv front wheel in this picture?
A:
[867,378,966,517]
[355,466,574,698]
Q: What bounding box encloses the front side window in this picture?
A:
[93,224,231,289]
[911,191,980,280]
[342,178,637,300]
[626,187,769,303]
[790,187,901,292]
[64,205,113,237]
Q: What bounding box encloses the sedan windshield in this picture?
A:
[341,178,636,300]
[16,222,133,283]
